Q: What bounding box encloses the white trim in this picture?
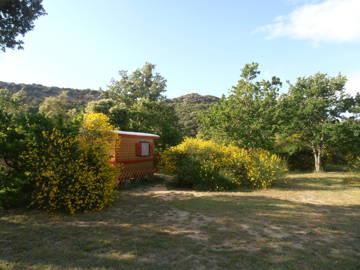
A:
[113,130,160,138]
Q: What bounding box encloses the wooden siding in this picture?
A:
[111,134,156,180]
[115,136,154,161]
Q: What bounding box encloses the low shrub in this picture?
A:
[162,138,287,190]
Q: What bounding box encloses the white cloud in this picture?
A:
[259,0,360,43]
[346,71,360,96]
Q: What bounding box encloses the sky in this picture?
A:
[0,0,359,98]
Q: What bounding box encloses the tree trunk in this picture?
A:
[312,147,322,172]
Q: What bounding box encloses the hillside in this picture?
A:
[0,82,219,136]
[170,93,219,137]
[0,81,101,112]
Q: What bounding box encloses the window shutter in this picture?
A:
[135,143,141,156]
[150,143,154,155]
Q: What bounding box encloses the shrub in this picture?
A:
[286,149,314,171]
[0,111,119,213]
[79,112,115,147]
[0,112,79,207]
[230,147,287,188]
[347,156,360,172]
[162,138,287,190]
[22,128,118,214]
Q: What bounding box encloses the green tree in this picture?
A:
[199,63,281,150]
[96,63,182,149]
[0,0,46,51]
[39,91,70,119]
[278,73,353,172]
[86,99,129,129]
[0,89,26,114]
[106,62,166,105]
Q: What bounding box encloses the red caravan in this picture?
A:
[110,130,160,181]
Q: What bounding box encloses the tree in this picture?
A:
[97,63,182,149]
[0,88,26,114]
[106,62,166,106]
[86,99,130,129]
[278,73,353,172]
[39,91,70,119]
[199,63,282,150]
[0,0,46,51]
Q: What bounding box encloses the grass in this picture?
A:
[1,172,360,269]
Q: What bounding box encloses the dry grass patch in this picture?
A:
[1,172,360,269]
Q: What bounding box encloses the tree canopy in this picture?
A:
[89,63,183,149]
[277,73,354,172]
[0,0,46,51]
[199,63,282,150]
[105,63,167,106]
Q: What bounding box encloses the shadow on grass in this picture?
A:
[1,190,360,270]
[272,173,360,191]
[118,175,165,191]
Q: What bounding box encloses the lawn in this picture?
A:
[1,172,360,270]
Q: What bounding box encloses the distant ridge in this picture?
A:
[170,93,219,136]
[0,82,220,136]
[0,81,101,112]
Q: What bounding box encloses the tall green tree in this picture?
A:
[93,63,182,149]
[278,73,354,172]
[199,63,281,150]
[106,63,166,105]
[0,0,46,51]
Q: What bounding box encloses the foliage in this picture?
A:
[348,157,360,172]
[0,95,119,212]
[199,63,281,150]
[106,62,166,105]
[39,91,72,119]
[129,99,183,149]
[86,99,129,128]
[0,111,79,206]
[278,73,355,172]
[79,112,115,147]
[0,81,101,113]
[93,63,183,150]
[0,0,46,51]
[162,138,287,190]
[170,93,219,137]
[0,88,27,114]
[21,128,118,214]
[286,150,314,171]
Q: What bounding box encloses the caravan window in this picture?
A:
[140,142,150,157]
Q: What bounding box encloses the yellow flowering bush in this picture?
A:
[79,112,115,148]
[162,138,287,190]
[21,128,118,214]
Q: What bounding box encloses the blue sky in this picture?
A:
[0,0,359,98]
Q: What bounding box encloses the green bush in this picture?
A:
[347,156,360,172]
[167,154,237,191]
[287,150,314,171]
[162,138,287,190]
[21,128,118,214]
[0,110,119,213]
